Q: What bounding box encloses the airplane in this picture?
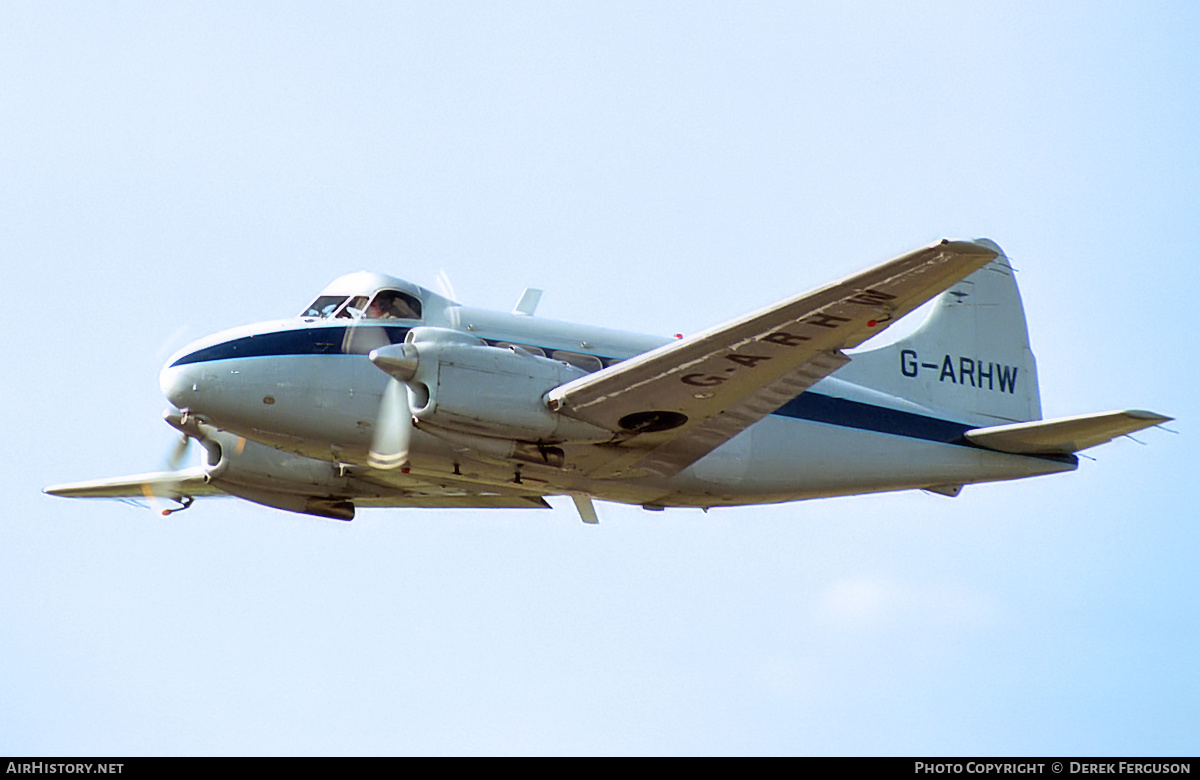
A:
[45,238,1171,523]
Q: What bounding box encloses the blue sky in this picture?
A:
[3,2,1196,755]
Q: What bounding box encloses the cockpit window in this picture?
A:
[334,296,370,318]
[301,296,348,318]
[302,290,422,320]
[364,290,422,320]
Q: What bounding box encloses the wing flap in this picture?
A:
[354,495,552,509]
[965,410,1172,455]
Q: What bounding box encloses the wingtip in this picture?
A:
[42,482,84,497]
[1124,409,1174,424]
[934,238,1004,261]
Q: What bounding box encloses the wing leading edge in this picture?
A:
[43,468,220,500]
[548,239,1002,477]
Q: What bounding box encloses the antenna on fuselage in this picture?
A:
[513,288,543,316]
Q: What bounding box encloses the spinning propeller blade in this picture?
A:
[142,433,195,515]
[368,377,412,469]
[367,342,420,470]
[166,432,191,471]
[435,268,462,330]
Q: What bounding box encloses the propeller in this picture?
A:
[434,269,458,304]
[367,343,420,470]
[435,268,462,330]
[359,269,471,472]
[166,431,191,471]
[330,291,415,470]
[368,377,412,469]
[140,431,196,516]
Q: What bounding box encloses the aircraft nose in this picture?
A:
[160,361,200,410]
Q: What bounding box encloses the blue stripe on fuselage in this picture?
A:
[169,326,413,366]
[775,393,969,443]
[170,325,1075,464]
[773,393,1076,465]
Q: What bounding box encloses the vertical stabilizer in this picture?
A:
[836,239,1042,426]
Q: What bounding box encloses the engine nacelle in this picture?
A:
[186,424,348,495]
[166,415,358,520]
[372,327,612,444]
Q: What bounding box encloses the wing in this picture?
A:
[43,467,222,500]
[547,239,1001,477]
[46,467,551,514]
[965,410,1173,455]
[351,465,554,509]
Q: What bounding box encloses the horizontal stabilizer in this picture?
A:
[43,467,219,499]
[964,410,1172,455]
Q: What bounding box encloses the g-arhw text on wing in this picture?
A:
[546,239,1001,477]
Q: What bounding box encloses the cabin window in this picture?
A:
[552,350,603,373]
[496,342,545,357]
[301,296,348,319]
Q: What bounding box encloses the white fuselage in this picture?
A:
[160,297,1075,511]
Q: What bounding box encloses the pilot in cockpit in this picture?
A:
[366,296,391,319]
[365,290,421,320]
[302,288,422,321]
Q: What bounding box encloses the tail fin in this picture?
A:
[837,239,1042,426]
